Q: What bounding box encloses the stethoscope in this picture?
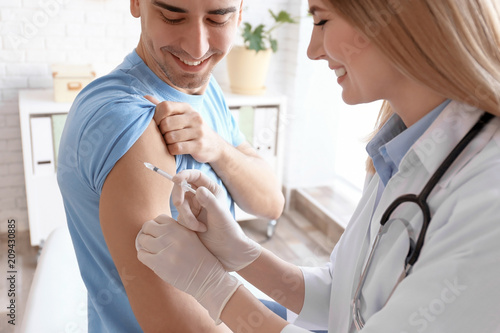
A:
[352,111,495,330]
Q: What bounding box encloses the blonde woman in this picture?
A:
[136,0,500,332]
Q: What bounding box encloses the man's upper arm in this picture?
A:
[99,120,226,332]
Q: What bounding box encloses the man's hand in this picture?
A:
[145,95,225,163]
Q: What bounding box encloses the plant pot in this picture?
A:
[226,45,272,95]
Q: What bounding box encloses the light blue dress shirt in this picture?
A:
[366,99,452,207]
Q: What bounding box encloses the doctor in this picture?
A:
[136,0,500,332]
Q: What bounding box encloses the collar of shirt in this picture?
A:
[366,99,451,186]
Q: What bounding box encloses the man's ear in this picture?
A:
[130,0,141,18]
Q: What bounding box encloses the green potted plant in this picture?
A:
[227,9,298,95]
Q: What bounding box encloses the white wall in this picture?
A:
[0,0,140,232]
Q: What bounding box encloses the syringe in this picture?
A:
[143,162,197,194]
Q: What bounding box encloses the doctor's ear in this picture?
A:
[237,0,244,26]
[130,0,141,18]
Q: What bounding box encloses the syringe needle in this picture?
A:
[143,162,197,194]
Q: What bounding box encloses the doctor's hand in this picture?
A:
[136,214,241,324]
[172,170,262,272]
[144,95,224,164]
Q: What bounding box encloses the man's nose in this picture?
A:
[180,20,210,60]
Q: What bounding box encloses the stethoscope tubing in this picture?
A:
[380,111,494,268]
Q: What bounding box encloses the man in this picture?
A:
[57,0,284,331]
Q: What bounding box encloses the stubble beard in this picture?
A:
[158,46,220,90]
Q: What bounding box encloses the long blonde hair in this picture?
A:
[326,0,500,172]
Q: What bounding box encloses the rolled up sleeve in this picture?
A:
[292,264,332,329]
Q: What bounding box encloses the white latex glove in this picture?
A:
[136,214,241,324]
[171,170,262,272]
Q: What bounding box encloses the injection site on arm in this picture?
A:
[144,162,197,194]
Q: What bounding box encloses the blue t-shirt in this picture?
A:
[57,50,244,332]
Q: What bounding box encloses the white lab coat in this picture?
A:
[283,101,500,332]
